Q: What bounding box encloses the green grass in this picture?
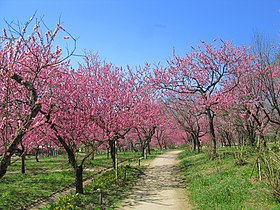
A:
[43,165,145,210]
[0,154,95,209]
[8,155,72,172]
[0,149,164,209]
[179,147,280,210]
[42,150,165,209]
[1,171,75,209]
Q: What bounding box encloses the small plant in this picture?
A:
[262,150,280,201]
[204,141,213,160]
[234,151,247,166]
[43,194,81,210]
[270,135,280,153]
[43,165,144,209]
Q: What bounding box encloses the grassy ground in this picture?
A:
[43,165,145,210]
[0,150,164,209]
[179,146,280,210]
[43,150,165,210]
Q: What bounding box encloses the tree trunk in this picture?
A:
[19,142,26,174]
[56,135,85,194]
[191,133,197,152]
[89,144,95,161]
[226,132,232,147]
[109,140,116,168]
[21,153,26,174]
[141,143,147,158]
[0,154,12,178]
[0,132,24,178]
[35,146,40,162]
[75,165,83,194]
[247,123,256,146]
[164,142,167,150]
[207,108,217,159]
[130,141,138,152]
[197,139,201,153]
[157,138,163,150]
[147,143,151,155]
[107,146,110,159]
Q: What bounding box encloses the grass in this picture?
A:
[179,146,280,210]
[0,149,164,209]
[42,150,165,209]
[43,165,145,210]
[1,171,75,209]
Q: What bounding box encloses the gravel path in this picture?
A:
[117,150,193,210]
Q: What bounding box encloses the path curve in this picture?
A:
[117,150,193,210]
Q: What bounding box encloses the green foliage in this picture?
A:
[179,147,280,210]
[45,194,82,210]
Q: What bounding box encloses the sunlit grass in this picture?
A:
[179,147,280,210]
[43,165,145,210]
[0,149,164,209]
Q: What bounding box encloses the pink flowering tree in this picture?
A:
[133,100,164,158]
[153,40,255,159]
[41,64,112,194]
[79,53,146,170]
[0,16,75,178]
[154,116,187,149]
[131,66,165,157]
[165,95,206,152]
[231,59,271,146]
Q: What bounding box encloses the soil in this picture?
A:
[117,150,193,210]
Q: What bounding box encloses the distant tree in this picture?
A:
[165,96,206,152]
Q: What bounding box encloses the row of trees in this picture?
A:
[0,17,279,193]
[153,37,280,157]
[0,18,184,193]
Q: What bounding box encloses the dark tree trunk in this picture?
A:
[19,142,26,174]
[0,154,12,178]
[107,146,110,159]
[248,124,256,146]
[75,165,83,194]
[207,108,217,159]
[192,133,197,152]
[157,138,163,150]
[36,154,39,162]
[35,145,40,162]
[56,135,85,194]
[21,153,26,174]
[130,141,138,152]
[89,144,95,161]
[141,146,146,158]
[109,140,116,168]
[0,132,25,178]
[226,132,232,147]
[197,138,201,153]
[147,143,151,155]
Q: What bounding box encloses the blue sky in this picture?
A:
[0,0,279,68]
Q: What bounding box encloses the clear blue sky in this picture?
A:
[0,0,279,68]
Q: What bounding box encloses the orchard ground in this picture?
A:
[0,150,162,209]
[1,147,280,209]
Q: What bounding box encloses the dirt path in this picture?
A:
[117,150,193,210]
